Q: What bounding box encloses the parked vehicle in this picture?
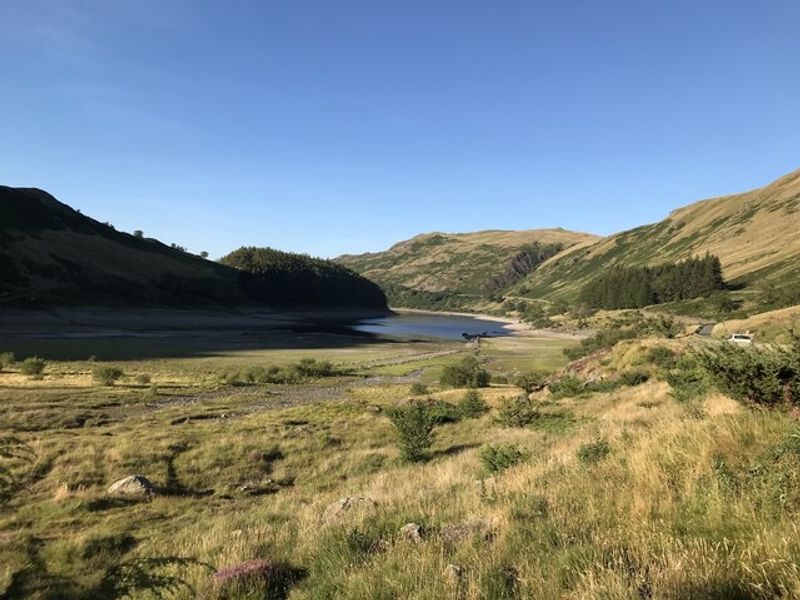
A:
[727,333,753,345]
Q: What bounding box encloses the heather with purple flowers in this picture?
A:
[208,559,301,599]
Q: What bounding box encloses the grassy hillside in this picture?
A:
[338,168,800,317]
[3,327,800,598]
[337,229,599,310]
[516,168,800,302]
[0,186,386,309]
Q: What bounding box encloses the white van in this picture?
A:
[727,333,753,345]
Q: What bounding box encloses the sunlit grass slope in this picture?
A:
[2,332,800,598]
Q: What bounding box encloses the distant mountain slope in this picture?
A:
[337,229,599,309]
[516,168,800,301]
[0,186,386,309]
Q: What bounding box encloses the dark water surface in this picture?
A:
[351,312,513,340]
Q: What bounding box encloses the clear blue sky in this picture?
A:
[1,1,798,259]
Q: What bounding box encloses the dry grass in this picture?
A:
[1,333,799,599]
[713,304,800,343]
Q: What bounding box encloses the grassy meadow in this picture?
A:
[2,328,800,599]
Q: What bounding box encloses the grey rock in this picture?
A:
[440,518,493,544]
[399,522,425,543]
[107,475,154,496]
[322,496,377,524]
[443,563,464,585]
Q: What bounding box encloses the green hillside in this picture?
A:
[516,168,800,303]
[338,168,800,315]
[337,229,599,310]
[0,186,386,309]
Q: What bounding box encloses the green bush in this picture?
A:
[228,358,340,386]
[440,355,491,388]
[0,352,15,371]
[548,375,584,399]
[618,369,650,387]
[665,354,711,402]
[577,439,611,465]
[409,382,428,396]
[496,394,539,427]
[293,358,337,378]
[387,401,436,462]
[646,346,677,369]
[92,366,125,386]
[515,371,547,394]
[20,357,46,379]
[135,373,152,385]
[697,338,800,408]
[425,399,462,424]
[479,444,528,474]
[458,390,488,418]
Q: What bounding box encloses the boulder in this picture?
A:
[398,522,424,543]
[440,518,494,544]
[321,496,377,524]
[443,563,464,586]
[107,475,155,496]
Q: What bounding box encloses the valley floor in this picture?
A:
[1,322,799,599]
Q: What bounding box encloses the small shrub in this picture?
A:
[426,399,462,424]
[293,358,337,378]
[548,375,584,399]
[20,357,46,379]
[0,352,15,371]
[646,346,677,369]
[440,355,491,388]
[479,444,528,474]
[618,369,650,387]
[458,390,488,418]
[577,439,611,465]
[496,394,539,427]
[209,559,303,600]
[515,371,547,394]
[92,366,125,386]
[409,382,428,396]
[135,373,152,385]
[387,401,436,462]
[665,354,711,403]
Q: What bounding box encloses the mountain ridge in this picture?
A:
[337,167,800,311]
[0,186,387,310]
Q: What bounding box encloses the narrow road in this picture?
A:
[696,323,717,337]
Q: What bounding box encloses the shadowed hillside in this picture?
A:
[0,186,387,309]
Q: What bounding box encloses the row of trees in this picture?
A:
[219,246,388,308]
[579,254,725,309]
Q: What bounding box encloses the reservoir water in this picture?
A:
[351,311,514,341]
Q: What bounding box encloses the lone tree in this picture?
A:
[200,251,209,259]
[133,230,144,238]
[388,400,436,462]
